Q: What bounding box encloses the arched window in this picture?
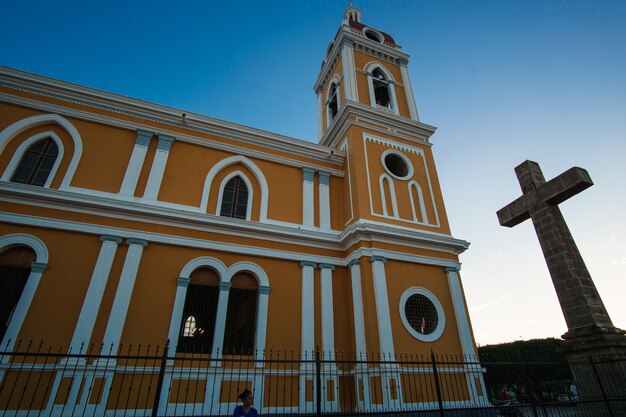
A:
[223,272,258,354]
[328,82,339,123]
[10,138,58,186]
[0,247,36,342]
[219,176,249,219]
[372,69,391,108]
[177,268,220,353]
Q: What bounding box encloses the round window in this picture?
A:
[405,294,438,335]
[399,288,445,342]
[382,151,412,180]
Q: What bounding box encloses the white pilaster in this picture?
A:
[1,262,47,355]
[341,40,358,102]
[370,256,395,355]
[299,261,316,413]
[211,281,231,360]
[300,261,316,354]
[255,285,271,362]
[143,134,174,200]
[166,276,190,356]
[319,264,335,359]
[318,171,331,230]
[69,235,122,353]
[302,168,315,228]
[400,60,420,121]
[317,91,324,140]
[101,238,148,353]
[119,129,153,196]
[445,266,487,405]
[349,259,367,357]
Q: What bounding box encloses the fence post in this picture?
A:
[590,356,615,417]
[151,340,169,417]
[315,348,322,417]
[430,350,445,417]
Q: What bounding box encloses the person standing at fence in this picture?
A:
[233,388,258,417]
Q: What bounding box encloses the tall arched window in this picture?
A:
[223,272,258,354]
[372,69,391,109]
[327,82,339,123]
[177,268,220,353]
[0,247,36,342]
[219,176,249,219]
[10,138,58,186]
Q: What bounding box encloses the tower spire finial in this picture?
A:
[343,1,361,23]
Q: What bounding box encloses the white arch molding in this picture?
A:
[201,155,269,222]
[0,233,49,355]
[0,114,83,190]
[379,174,399,218]
[325,74,342,128]
[166,256,270,361]
[408,180,429,224]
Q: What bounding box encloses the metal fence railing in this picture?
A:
[0,340,624,416]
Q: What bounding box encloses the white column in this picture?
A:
[1,262,47,355]
[370,256,395,355]
[318,171,331,230]
[319,264,335,358]
[302,168,315,228]
[341,40,358,102]
[69,235,122,353]
[166,276,190,355]
[143,134,174,200]
[300,261,316,354]
[446,266,487,405]
[101,238,148,353]
[119,129,153,196]
[211,281,231,359]
[399,60,420,121]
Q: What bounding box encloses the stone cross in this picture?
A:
[497,160,624,340]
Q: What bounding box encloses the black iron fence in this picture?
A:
[0,341,625,416]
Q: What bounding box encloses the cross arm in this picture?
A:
[497,195,531,227]
[539,167,593,206]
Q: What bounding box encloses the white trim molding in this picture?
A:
[201,155,269,222]
[0,113,83,190]
[119,129,153,196]
[379,174,399,218]
[143,134,174,200]
[399,287,445,342]
[0,233,49,354]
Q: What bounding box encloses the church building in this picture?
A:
[0,6,487,415]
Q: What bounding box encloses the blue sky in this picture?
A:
[2,1,625,345]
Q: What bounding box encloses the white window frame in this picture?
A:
[381,149,413,180]
[1,132,65,188]
[325,75,342,128]
[399,287,445,342]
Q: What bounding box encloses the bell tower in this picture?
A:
[315,5,421,141]
[314,5,452,235]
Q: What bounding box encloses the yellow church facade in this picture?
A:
[0,6,487,416]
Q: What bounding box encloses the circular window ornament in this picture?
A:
[399,287,445,342]
[381,150,413,180]
[363,28,383,43]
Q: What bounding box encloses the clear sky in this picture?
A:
[2,1,625,346]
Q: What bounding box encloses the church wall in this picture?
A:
[331,266,355,353]
[133,134,158,198]
[384,261,464,355]
[258,159,302,225]
[358,260,382,353]
[0,224,117,349]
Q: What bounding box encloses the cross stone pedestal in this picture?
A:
[497,160,626,401]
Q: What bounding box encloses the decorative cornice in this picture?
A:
[318,170,330,186]
[0,67,345,167]
[319,263,335,270]
[136,129,153,146]
[300,261,317,269]
[319,100,436,148]
[370,255,387,264]
[302,167,315,182]
[157,134,174,151]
